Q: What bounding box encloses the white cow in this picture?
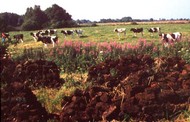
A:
[148,27,161,36]
[159,32,182,47]
[114,28,126,39]
[171,32,182,42]
[61,30,74,38]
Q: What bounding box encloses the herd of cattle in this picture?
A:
[1,27,182,47]
[1,29,84,47]
[114,27,182,44]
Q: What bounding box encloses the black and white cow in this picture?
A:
[13,34,24,43]
[30,31,43,42]
[159,32,182,47]
[61,30,74,38]
[44,29,57,36]
[36,29,57,36]
[39,30,48,36]
[148,27,161,36]
[170,32,182,42]
[30,29,57,41]
[37,36,59,47]
[74,29,83,36]
[130,28,143,36]
[30,31,59,47]
[114,28,126,39]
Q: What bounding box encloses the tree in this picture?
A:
[150,18,154,21]
[33,5,48,27]
[0,12,23,31]
[21,20,39,31]
[121,17,133,22]
[0,17,7,32]
[22,5,48,30]
[22,4,75,30]
[45,4,73,28]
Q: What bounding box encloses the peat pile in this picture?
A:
[60,55,190,121]
[0,44,16,83]
[13,59,64,88]
[1,44,64,87]
[1,82,56,121]
[1,59,64,88]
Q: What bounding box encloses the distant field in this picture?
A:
[97,20,190,26]
[8,22,190,52]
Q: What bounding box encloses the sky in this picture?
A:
[0,0,190,21]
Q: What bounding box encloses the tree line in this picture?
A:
[0,4,76,32]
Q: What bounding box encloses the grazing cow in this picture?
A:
[30,32,37,41]
[46,29,57,35]
[37,35,59,48]
[30,31,43,42]
[38,29,57,36]
[170,32,182,42]
[31,31,59,47]
[74,29,83,36]
[114,28,126,39]
[148,27,161,36]
[30,29,57,41]
[159,32,182,47]
[39,30,49,36]
[61,30,74,38]
[130,28,143,36]
[13,34,24,43]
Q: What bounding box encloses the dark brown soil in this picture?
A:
[60,55,190,121]
[1,82,55,121]
[13,59,64,88]
[1,58,64,88]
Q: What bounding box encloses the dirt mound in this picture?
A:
[1,58,64,88]
[1,44,64,88]
[13,59,64,88]
[1,82,56,121]
[0,45,16,83]
[60,55,190,121]
[1,58,16,83]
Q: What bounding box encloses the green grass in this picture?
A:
[63,23,190,43]
[33,73,89,114]
[8,23,190,46]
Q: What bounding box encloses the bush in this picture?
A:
[130,21,138,25]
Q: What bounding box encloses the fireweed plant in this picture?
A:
[14,39,190,73]
[50,39,190,73]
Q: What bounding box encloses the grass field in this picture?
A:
[7,22,190,63]
[8,22,190,46]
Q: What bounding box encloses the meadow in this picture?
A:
[7,22,190,73]
[7,22,190,62]
[9,22,190,44]
[2,22,190,121]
